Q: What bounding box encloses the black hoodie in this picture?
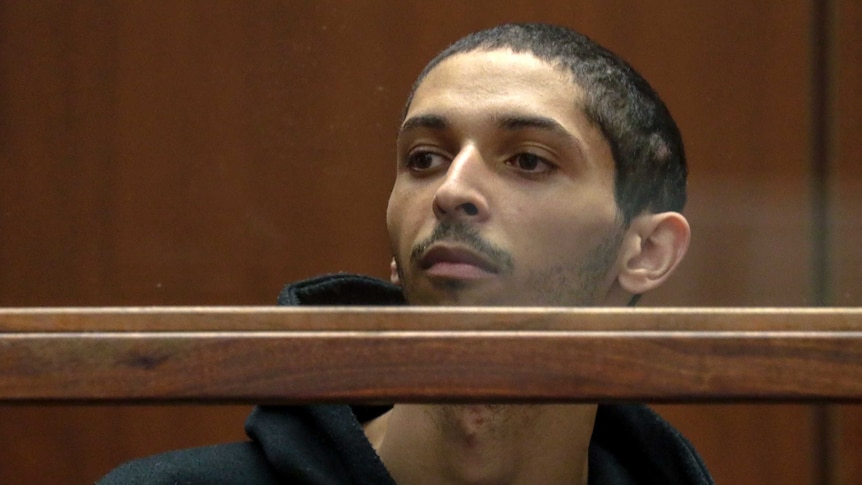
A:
[98,273,713,485]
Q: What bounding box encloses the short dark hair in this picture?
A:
[403,23,686,225]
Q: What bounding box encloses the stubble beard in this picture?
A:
[397,220,624,307]
[522,224,624,306]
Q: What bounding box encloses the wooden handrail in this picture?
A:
[1,307,861,403]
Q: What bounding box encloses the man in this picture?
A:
[100,23,712,484]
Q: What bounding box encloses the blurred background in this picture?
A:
[1,1,859,483]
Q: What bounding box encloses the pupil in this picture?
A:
[411,153,432,169]
[520,154,538,169]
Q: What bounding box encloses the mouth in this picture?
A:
[418,244,500,280]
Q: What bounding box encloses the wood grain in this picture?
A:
[2,308,861,403]
[3,306,862,331]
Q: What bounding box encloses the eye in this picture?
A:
[405,150,448,172]
[506,153,556,174]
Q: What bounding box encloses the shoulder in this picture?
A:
[591,404,714,485]
[97,441,279,485]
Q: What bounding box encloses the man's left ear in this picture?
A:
[616,212,690,295]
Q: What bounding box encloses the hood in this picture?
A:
[270,273,713,485]
[590,405,714,484]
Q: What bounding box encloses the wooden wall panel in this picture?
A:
[831,0,862,483]
[0,405,251,483]
[828,0,862,305]
[0,1,832,483]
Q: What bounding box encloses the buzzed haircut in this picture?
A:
[403,23,687,225]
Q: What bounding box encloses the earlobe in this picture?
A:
[617,212,690,295]
[390,258,401,286]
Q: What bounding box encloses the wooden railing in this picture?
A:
[2,307,861,403]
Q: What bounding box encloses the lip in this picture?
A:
[419,245,499,280]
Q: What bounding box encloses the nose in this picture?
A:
[432,145,490,222]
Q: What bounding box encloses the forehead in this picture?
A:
[406,49,583,121]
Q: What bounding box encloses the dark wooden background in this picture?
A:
[1,1,859,483]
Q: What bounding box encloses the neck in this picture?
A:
[368,403,596,485]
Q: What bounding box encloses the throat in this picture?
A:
[376,404,595,485]
[437,404,537,445]
[434,405,537,483]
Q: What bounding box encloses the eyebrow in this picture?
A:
[401,113,575,138]
[398,113,585,158]
[497,114,568,136]
[399,114,448,134]
[496,114,586,158]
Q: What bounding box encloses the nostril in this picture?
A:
[460,203,479,216]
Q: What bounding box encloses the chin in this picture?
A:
[405,280,505,306]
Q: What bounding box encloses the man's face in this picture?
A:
[387,49,623,306]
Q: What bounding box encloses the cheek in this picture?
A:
[386,184,420,255]
[385,195,403,254]
[508,199,617,266]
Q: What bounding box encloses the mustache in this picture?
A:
[409,222,514,274]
